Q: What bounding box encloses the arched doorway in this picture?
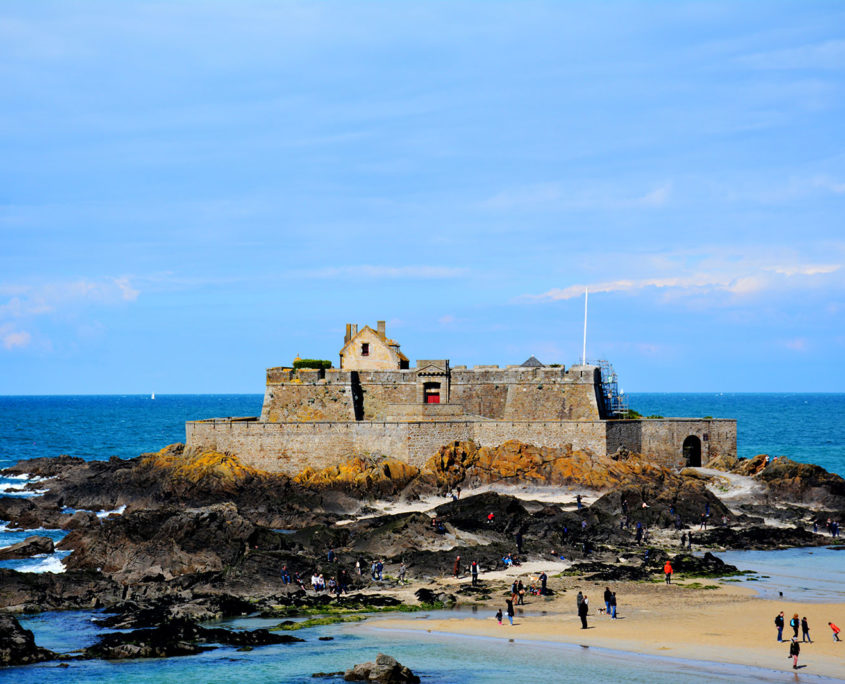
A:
[683,435,702,467]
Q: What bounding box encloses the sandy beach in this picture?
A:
[373,577,845,680]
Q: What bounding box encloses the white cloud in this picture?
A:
[523,260,841,303]
[0,276,140,350]
[770,264,840,277]
[784,338,809,352]
[0,324,31,350]
[296,265,467,279]
[637,182,672,208]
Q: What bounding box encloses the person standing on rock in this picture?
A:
[687,533,693,551]
[635,522,643,544]
[371,560,378,580]
[280,565,291,585]
[680,532,686,548]
[471,560,479,586]
[578,595,589,629]
[505,598,515,626]
[789,637,801,669]
[398,562,407,584]
[663,560,673,584]
[453,555,461,578]
[576,494,583,510]
[775,612,785,641]
[539,571,547,596]
[377,560,383,581]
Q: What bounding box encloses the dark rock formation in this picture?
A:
[0,613,57,666]
[84,617,302,660]
[0,536,54,560]
[344,653,420,683]
[695,525,830,550]
[667,552,739,577]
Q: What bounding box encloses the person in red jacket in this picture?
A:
[663,560,674,584]
[830,622,841,642]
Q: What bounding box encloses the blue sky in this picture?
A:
[1,1,844,393]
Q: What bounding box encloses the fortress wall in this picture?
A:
[639,419,737,467]
[449,382,508,419]
[472,420,607,454]
[359,381,417,421]
[260,381,354,422]
[503,384,568,420]
[605,420,643,455]
[187,418,609,474]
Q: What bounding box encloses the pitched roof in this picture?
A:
[521,355,544,367]
[340,325,409,362]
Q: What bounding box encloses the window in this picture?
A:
[361,343,369,357]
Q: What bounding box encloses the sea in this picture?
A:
[0,393,843,683]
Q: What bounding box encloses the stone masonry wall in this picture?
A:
[261,364,604,423]
[187,416,737,476]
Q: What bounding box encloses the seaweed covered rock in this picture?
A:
[668,552,739,577]
[344,653,420,683]
[84,618,302,660]
[0,613,57,666]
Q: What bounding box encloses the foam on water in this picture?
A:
[96,504,126,518]
[3,550,70,574]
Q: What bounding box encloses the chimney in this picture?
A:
[377,320,386,337]
[344,323,351,344]
[351,324,358,338]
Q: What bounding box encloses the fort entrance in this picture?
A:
[683,435,702,467]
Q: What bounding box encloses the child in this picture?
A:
[495,608,503,625]
[830,622,841,642]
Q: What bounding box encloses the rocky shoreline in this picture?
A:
[0,441,842,668]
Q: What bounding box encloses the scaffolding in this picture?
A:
[589,359,628,418]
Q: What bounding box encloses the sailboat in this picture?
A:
[151,393,155,400]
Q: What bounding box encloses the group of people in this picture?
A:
[775,611,841,669]
[814,518,841,537]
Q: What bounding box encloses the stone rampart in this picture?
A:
[186,417,736,476]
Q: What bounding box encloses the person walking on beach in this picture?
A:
[578,595,589,629]
[789,637,801,669]
[610,591,617,619]
[790,613,800,639]
[517,579,525,605]
[505,598,515,626]
[775,612,785,641]
[604,587,612,616]
[663,560,673,584]
[801,617,812,643]
[471,560,479,586]
[830,622,841,641]
[495,608,503,625]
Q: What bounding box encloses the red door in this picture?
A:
[426,393,440,404]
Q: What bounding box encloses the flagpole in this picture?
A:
[582,286,588,365]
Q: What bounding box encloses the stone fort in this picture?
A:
[186,320,736,475]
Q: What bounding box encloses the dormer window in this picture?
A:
[361,343,369,357]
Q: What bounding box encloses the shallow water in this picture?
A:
[716,546,845,602]
[11,609,843,683]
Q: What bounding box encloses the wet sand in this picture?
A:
[374,578,845,679]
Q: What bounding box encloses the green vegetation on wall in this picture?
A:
[293,359,333,370]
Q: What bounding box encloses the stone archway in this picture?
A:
[683,435,702,467]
